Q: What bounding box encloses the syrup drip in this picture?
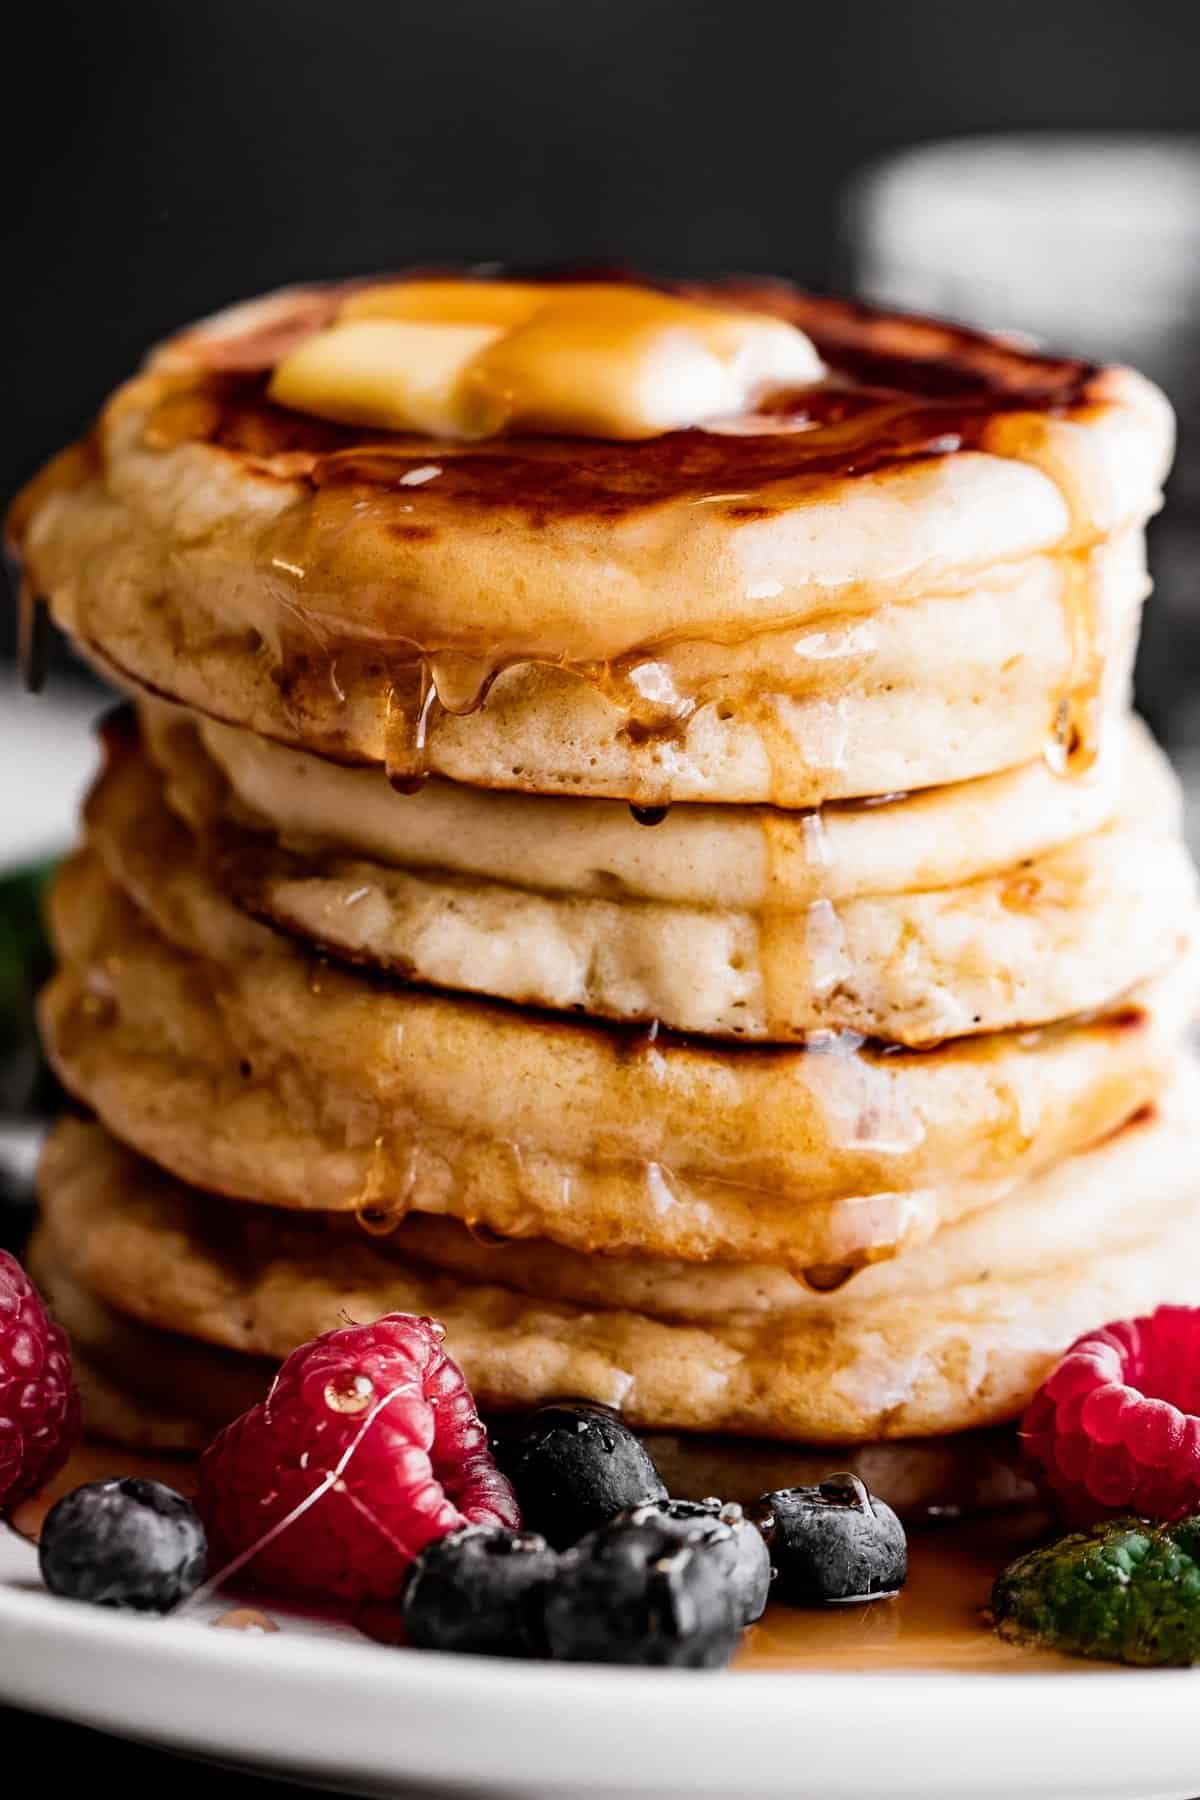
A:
[630,804,670,827]
[17,582,48,693]
[757,804,842,1038]
[1043,549,1103,777]
[426,651,500,716]
[466,1220,515,1249]
[383,663,436,793]
[349,1134,402,1232]
[800,1262,856,1293]
[356,1205,402,1237]
[380,649,506,795]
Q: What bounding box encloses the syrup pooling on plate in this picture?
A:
[734,1510,1082,1674]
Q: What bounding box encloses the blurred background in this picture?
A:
[3,0,1200,1146]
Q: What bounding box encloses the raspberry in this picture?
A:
[0,1252,80,1512]
[195,1314,519,1604]
[1021,1307,1200,1527]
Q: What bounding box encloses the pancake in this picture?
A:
[28,1237,1032,1520]
[41,846,1196,1272]
[66,1066,1174,1322]
[126,706,1196,1045]
[33,535,1146,809]
[35,1095,1200,1441]
[29,1240,274,1453]
[365,1096,1200,1315]
[10,277,1171,803]
[151,700,1136,910]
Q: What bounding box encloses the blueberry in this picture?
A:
[401,1525,559,1657]
[749,1473,907,1606]
[494,1401,667,1549]
[39,1478,207,1613]
[613,1497,772,1625]
[545,1515,743,1667]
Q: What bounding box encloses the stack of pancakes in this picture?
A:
[11,276,1200,1515]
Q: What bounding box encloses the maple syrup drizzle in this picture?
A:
[6,277,1122,796]
[356,1206,401,1238]
[17,582,48,693]
[383,662,437,793]
[1043,548,1104,778]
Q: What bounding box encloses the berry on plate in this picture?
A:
[0,1251,80,1512]
[1021,1306,1200,1527]
[401,1524,559,1657]
[495,1400,667,1549]
[991,1515,1200,1665]
[544,1514,743,1667]
[39,1478,207,1612]
[196,1314,518,1604]
[612,1497,772,1625]
[749,1474,907,1605]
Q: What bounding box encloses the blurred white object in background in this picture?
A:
[846,135,1200,373]
[0,678,105,874]
[844,133,1200,860]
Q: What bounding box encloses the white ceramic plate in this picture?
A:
[1,1525,1198,1800]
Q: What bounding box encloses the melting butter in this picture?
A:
[269,279,824,440]
[269,319,503,438]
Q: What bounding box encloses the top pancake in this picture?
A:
[9,275,1173,801]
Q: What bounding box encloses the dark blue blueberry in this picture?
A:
[614,1497,772,1624]
[750,1472,907,1605]
[39,1478,207,1613]
[544,1516,743,1667]
[401,1524,559,1657]
[494,1401,666,1549]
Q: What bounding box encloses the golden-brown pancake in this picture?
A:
[9,277,1171,803]
[41,843,1196,1273]
[35,1095,1200,1442]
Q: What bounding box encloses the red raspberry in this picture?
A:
[195,1314,518,1604]
[1021,1307,1200,1527]
[0,1252,80,1511]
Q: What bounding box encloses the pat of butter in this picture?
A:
[269,319,504,437]
[268,280,825,440]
